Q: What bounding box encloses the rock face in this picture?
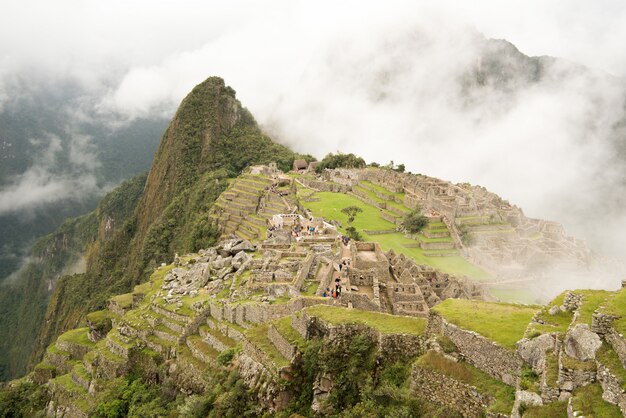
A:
[564,324,602,362]
[517,334,557,373]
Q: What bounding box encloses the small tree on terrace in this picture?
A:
[341,206,363,224]
[403,210,428,233]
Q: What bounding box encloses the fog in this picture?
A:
[2,1,626,289]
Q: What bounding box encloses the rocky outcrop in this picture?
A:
[564,324,601,362]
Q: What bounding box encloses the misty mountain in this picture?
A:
[0,79,169,279]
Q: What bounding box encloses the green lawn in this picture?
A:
[433,299,540,349]
[300,190,490,280]
[414,351,515,415]
[304,305,426,335]
[302,191,395,231]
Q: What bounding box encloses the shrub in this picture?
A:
[403,211,428,234]
[459,224,474,246]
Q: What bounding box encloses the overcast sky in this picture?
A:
[2,0,626,261]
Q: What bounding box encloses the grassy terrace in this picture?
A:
[50,374,92,412]
[526,292,572,337]
[574,289,611,325]
[110,292,133,309]
[301,190,490,280]
[273,316,306,348]
[360,180,404,199]
[244,324,290,368]
[304,305,426,335]
[597,344,626,390]
[433,299,539,349]
[57,327,95,348]
[570,383,622,417]
[522,401,567,418]
[414,351,515,415]
[599,288,626,335]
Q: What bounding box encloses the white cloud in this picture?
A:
[0,133,102,215]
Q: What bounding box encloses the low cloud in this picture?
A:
[0,133,102,216]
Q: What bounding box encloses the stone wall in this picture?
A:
[427,312,522,386]
[411,366,499,418]
[596,360,626,415]
[379,333,425,359]
[605,328,626,367]
[268,324,297,361]
[291,313,309,339]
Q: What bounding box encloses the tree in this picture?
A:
[341,206,363,223]
[315,152,366,173]
[403,210,428,233]
[459,224,474,246]
[394,163,405,173]
[345,226,362,241]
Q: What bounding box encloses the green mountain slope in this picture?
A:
[0,76,306,381]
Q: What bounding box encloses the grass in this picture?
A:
[186,335,219,358]
[95,340,125,363]
[561,354,596,372]
[599,288,626,335]
[522,400,567,418]
[596,343,626,390]
[545,351,559,386]
[526,292,572,337]
[50,374,92,412]
[245,324,290,368]
[273,316,306,348]
[600,288,626,317]
[303,282,319,296]
[110,292,133,308]
[570,383,622,417]
[303,191,395,231]
[433,299,540,349]
[304,305,426,335]
[201,325,236,347]
[575,290,612,326]
[360,180,404,199]
[414,351,515,415]
[58,327,95,347]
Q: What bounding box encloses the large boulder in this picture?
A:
[517,333,556,372]
[231,240,255,253]
[212,256,232,270]
[564,324,602,362]
[232,251,252,270]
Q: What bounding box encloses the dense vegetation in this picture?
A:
[315,152,366,173]
[403,209,428,233]
[0,174,147,380]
